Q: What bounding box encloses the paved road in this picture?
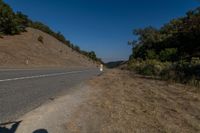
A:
[0,68,99,122]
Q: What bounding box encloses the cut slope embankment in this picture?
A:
[0,28,96,68]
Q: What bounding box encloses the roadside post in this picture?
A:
[26,59,29,65]
[25,57,29,65]
[100,64,103,72]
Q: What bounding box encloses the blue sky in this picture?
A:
[4,0,200,62]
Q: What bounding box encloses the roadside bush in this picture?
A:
[160,59,200,86]
[128,58,200,87]
[38,36,44,43]
[159,48,177,62]
[128,59,170,76]
[175,60,200,82]
[0,33,3,38]
[139,64,158,76]
[145,50,158,60]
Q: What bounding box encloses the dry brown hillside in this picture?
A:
[0,28,97,68]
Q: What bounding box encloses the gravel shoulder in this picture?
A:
[12,83,93,133]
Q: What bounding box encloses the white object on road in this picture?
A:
[100,64,103,72]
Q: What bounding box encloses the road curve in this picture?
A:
[0,68,99,122]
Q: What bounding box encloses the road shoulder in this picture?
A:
[13,83,93,133]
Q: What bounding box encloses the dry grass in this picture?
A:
[0,28,96,68]
[66,69,200,133]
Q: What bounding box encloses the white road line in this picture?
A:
[0,70,90,82]
[0,68,44,71]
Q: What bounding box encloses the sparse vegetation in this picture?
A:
[0,34,3,38]
[128,7,200,86]
[38,36,44,44]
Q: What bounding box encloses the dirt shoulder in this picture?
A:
[12,83,94,133]
[66,69,200,133]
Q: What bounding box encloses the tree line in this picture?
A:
[129,7,200,61]
[128,7,200,86]
[0,0,102,63]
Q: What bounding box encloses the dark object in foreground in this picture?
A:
[33,129,48,133]
[0,121,22,133]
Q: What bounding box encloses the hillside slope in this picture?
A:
[0,28,97,68]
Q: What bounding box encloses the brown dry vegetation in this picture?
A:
[66,69,200,133]
[0,28,96,68]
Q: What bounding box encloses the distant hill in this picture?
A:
[106,61,127,68]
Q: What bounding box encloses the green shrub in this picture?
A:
[0,32,3,38]
[145,50,158,60]
[38,36,44,43]
[175,60,200,82]
[159,48,177,62]
[128,58,200,87]
[191,57,200,64]
[138,64,157,76]
[160,60,200,85]
[128,59,170,76]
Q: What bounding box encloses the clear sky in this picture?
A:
[4,0,200,62]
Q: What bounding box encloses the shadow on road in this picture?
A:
[0,121,22,133]
[0,121,48,133]
[33,129,48,133]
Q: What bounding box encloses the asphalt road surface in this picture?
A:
[0,68,99,123]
